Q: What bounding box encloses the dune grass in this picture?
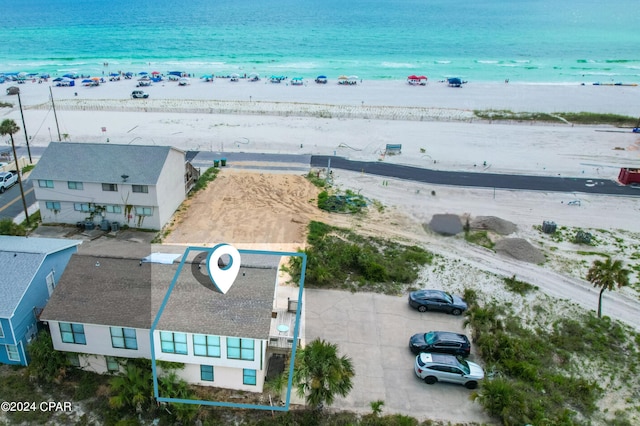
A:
[474,110,637,127]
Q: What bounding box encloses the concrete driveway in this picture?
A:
[304,288,494,424]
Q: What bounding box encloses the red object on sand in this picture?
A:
[618,168,640,185]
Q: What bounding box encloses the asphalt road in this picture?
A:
[311,155,640,196]
[0,179,34,221]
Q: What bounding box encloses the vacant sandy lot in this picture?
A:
[164,170,328,251]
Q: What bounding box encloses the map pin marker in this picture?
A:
[206,243,241,294]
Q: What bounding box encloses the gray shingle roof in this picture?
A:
[41,254,278,339]
[29,143,182,185]
[0,236,82,317]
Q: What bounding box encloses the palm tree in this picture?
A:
[586,258,630,318]
[293,338,354,409]
[109,362,153,412]
[0,119,29,225]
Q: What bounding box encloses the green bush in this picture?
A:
[290,222,432,292]
[0,218,26,235]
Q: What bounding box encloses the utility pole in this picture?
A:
[49,86,61,141]
[9,131,30,226]
[16,92,32,163]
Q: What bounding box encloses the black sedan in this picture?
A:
[408,289,468,315]
[409,331,471,356]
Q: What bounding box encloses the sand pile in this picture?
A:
[427,214,463,236]
[495,238,545,264]
[470,216,517,235]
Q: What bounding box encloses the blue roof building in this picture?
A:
[0,236,81,365]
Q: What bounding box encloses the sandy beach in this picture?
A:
[2,77,640,180]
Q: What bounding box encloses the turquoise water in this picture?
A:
[1,0,638,83]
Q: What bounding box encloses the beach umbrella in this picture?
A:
[348,75,359,80]
[53,77,63,82]
[337,75,348,80]
[109,72,119,77]
[317,75,327,79]
[40,74,50,79]
[63,73,77,79]
[138,71,148,75]
[151,71,160,75]
[17,72,27,78]
[418,75,427,80]
[82,79,92,83]
[408,75,419,80]
[91,77,101,81]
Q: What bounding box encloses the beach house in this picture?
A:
[0,236,81,366]
[29,143,197,231]
[40,252,297,392]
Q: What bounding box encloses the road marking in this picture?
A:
[0,187,34,213]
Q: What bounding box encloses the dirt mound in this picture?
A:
[427,214,463,236]
[470,216,517,235]
[495,238,545,264]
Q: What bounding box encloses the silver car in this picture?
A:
[414,352,484,389]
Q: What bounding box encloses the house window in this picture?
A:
[59,322,86,345]
[193,335,221,358]
[106,356,119,372]
[135,207,152,216]
[227,338,254,361]
[38,180,54,188]
[0,322,4,338]
[6,345,19,362]
[45,201,61,211]
[74,203,90,212]
[110,327,138,350]
[68,353,80,367]
[102,183,118,191]
[243,369,257,386]
[132,185,149,193]
[160,331,187,355]
[106,205,122,214]
[200,365,214,382]
[67,181,84,190]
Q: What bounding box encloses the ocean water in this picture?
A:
[1,0,638,83]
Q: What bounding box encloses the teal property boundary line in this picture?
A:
[150,246,307,410]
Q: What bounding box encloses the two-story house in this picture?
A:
[29,143,191,230]
[40,252,293,393]
[0,236,81,366]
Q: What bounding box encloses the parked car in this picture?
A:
[414,352,484,389]
[0,171,18,193]
[131,90,149,99]
[408,289,467,315]
[409,331,471,356]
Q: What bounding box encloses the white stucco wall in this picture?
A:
[155,148,186,229]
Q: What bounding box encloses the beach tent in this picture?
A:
[200,74,214,82]
[447,77,463,87]
[168,71,185,77]
[230,73,240,82]
[315,75,328,84]
[270,75,285,83]
[407,75,420,85]
[348,75,359,85]
[291,77,303,85]
[248,72,260,81]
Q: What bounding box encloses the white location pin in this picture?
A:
[206,244,241,294]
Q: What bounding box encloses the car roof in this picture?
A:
[415,289,447,297]
[429,331,469,343]
[421,352,460,366]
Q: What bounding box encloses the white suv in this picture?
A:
[131,90,149,99]
[414,352,484,389]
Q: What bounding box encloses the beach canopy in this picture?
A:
[447,77,463,86]
[63,73,77,79]
[417,75,427,80]
[82,79,92,83]
[109,72,119,76]
[200,74,213,79]
[168,71,184,76]
[337,75,348,80]
[316,75,327,79]
[408,75,419,80]
[151,71,160,75]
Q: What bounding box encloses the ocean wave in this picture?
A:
[380,62,415,68]
[434,60,451,64]
[476,60,499,64]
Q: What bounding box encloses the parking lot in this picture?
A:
[304,288,493,423]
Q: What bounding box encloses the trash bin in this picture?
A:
[100,219,111,231]
[111,221,120,232]
[214,159,220,167]
[84,220,95,231]
[221,158,227,166]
